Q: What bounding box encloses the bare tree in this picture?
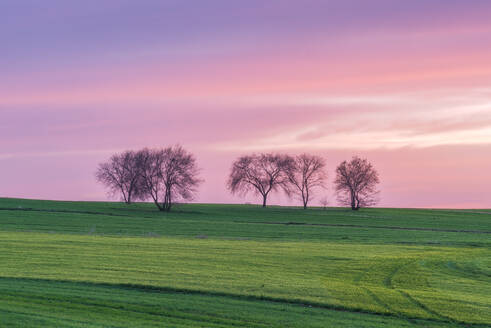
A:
[334,156,380,210]
[286,154,327,209]
[227,153,293,207]
[139,146,202,211]
[95,150,146,204]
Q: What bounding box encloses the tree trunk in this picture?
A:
[152,195,161,211]
[262,194,267,207]
[165,202,172,212]
[161,188,172,212]
[350,191,356,210]
[127,189,132,204]
[122,189,129,204]
[354,196,360,210]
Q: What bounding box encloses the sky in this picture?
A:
[1,0,491,208]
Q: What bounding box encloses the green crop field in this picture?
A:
[0,198,489,327]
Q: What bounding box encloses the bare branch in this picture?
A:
[285,154,327,209]
[95,150,147,204]
[138,146,202,212]
[227,153,293,207]
[334,156,380,210]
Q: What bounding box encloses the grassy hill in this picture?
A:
[0,198,489,327]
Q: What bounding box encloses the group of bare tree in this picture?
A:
[97,147,380,211]
[228,153,379,210]
[96,146,202,211]
[227,153,328,209]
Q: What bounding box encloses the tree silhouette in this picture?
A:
[286,154,327,209]
[95,150,146,204]
[228,153,293,207]
[139,146,202,211]
[334,156,380,210]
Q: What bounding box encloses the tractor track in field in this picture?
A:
[236,220,491,234]
[354,262,420,325]
[0,291,265,328]
[353,260,464,327]
[0,308,117,328]
[361,287,426,327]
[0,207,132,218]
[384,262,407,289]
[1,277,488,327]
[397,290,453,323]
[3,207,490,234]
[384,260,456,323]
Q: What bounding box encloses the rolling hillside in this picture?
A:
[0,198,489,327]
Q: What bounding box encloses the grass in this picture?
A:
[0,198,489,327]
[0,278,457,328]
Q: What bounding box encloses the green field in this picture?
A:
[0,198,489,327]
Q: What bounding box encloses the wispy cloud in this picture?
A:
[212,88,491,151]
[0,149,120,161]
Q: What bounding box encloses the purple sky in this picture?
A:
[2,0,491,208]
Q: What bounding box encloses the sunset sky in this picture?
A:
[2,0,491,208]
